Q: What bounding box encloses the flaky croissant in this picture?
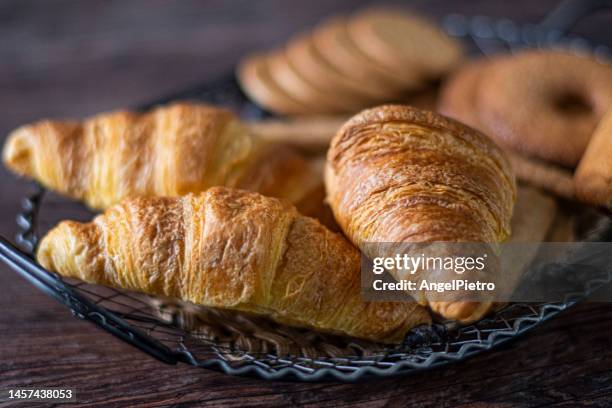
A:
[2,102,322,216]
[325,105,516,323]
[37,187,430,343]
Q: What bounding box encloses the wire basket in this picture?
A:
[4,0,612,381]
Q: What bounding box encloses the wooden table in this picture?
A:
[1,1,612,406]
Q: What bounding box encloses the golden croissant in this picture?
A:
[325,105,516,323]
[2,102,322,217]
[37,187,431,343]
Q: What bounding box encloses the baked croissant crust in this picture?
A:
[2,102,321,215]
[325,105,516,323]
[37,187,430,343]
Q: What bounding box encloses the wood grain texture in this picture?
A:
[1,1,612,407]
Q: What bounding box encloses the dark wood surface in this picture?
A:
[1,1,612,407]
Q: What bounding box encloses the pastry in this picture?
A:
[437,52,610,199]
[37,187,431,343]
[510,185,557,243]
[476,51,612,167]
[506,151,574,200]
[325,105,516,323]
[505,185,558,280]
[575,107,612,209]
[438,58,488,131]
[2,102,323,217]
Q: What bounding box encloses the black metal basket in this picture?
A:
[2,0,612,382]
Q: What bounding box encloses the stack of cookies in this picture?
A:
[237,7,464,115]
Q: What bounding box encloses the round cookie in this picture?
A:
[349,8,464,82]
[237,53,311,115]
[285,34,387,103]
[312,17,421,91]
[267,51,352,113]
[477,51,612,167]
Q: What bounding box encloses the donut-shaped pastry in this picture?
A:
[438,57,579,200]
[477,51,612,167]
[438,59,488,132]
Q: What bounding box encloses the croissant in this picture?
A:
[325,105,516,323]
[2,102,322,217]
[36,187,431,343]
